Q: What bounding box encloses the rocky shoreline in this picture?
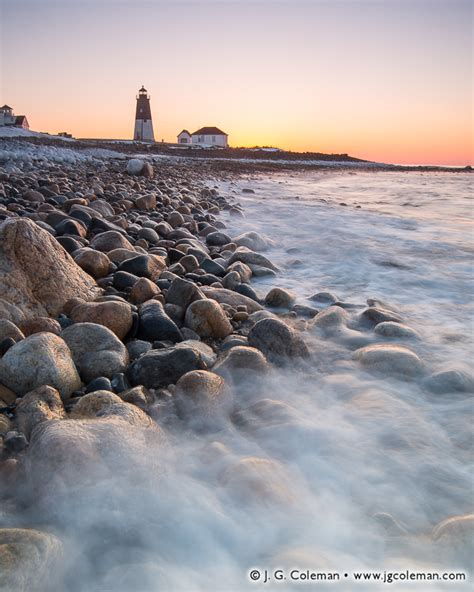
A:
[0,152,472,591]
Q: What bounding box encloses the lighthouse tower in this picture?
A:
[133,85,155,142]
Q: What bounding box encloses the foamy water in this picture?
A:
[14,171,473,591]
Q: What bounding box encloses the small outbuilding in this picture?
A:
[177,129,191,144]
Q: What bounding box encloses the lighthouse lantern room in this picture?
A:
[134,86,155,142]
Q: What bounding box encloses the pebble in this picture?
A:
[248,318,310,361]
[353,344,424,378]
[185,299,233,339]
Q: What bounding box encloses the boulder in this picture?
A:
[265,287,295,309]
[248,318,310,361]
[0,319,24,342]
[119,254,166,280]
[61,322,129,383]
[16,385,66,438]
[174,370,232,429]
[361,306,403,325]
[0,528,63,592]
[127,345,205,389]
[185,299,233,339]
[174,340,217,367]
[135,194,157,210]
[228,247,279,272]
[129,277,160,305]
[69,300,133,340]
[374,321,420,339]
[137,300,183,343]
[71,390,152,427]
[233,231,273,251]
[220,457,292,504]
[165,277,205,310]
[423,369,474,394]
[18,317,62,337]
[310,305,349,335]
[0,299,25,324]
[0,218,100,319]
[353,344,424,378]
[20,417,164,517]
[126,159,153,177]
[0,333,80,400]
[201,286,263,314]
[213,346,270,380]
[74,249,111,279]
[90,230,134,252]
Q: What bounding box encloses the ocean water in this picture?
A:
[12,171,474,591]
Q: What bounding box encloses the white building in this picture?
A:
[177,129,191,144]
[176,126,228,148]
[0,105,29,129]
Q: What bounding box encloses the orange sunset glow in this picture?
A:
[1,0,472,165]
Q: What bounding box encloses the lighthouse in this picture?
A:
[133,85,155,142]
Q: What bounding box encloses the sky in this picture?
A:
[0,0,472,165]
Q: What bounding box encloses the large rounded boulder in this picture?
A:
[248,318,309,362]
[0,332,81,400]
[61,322,129,383]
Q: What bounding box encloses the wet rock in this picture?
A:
[0,333,80,400]
[118,385,151,410]
[310,305,349,335]
[113,270,139,290]
[174,339,216,367]
[90,230,134,252]
[61,322,129,383]
[213,346,270,380]
[361,306,403,325]
[129,277,160,304]
[74,248,111,278]
[233,231,272,251]
[265,287,295,309]
[308,291,338,304]
[21,416,164,517]
[18,317,62,337]
[137,300,183,343]
[206,231,232,247]
[374,321,420,339]
[185,299,233,339]
[423,369,474,394]
[432,514,474,569]
[16,385,66,439]
[71,390,152,427]
[127,345,205,389]
[248,318,310,361]
[0,218,100,318]
[23,189,45,202]
[220,457,292,504]
[174,370,232,429]
[353,344,424,378]
[4,430,28,453]
[228,247,279,272]
[201,286,263,314]
[0,528,63,592]
[227,261,252,283]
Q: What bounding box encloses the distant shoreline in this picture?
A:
[0,132,471,174]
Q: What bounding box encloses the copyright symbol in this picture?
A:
[250,570,261,581]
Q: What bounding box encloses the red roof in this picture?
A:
[178,129,190,136]
[15,115,27,125]
[191,126,227,136]
[1,105,13,110]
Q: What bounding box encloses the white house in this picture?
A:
[177,126,228,148]
[0,105,29,129]
[191,127,228,147]
[177,129,191,144]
